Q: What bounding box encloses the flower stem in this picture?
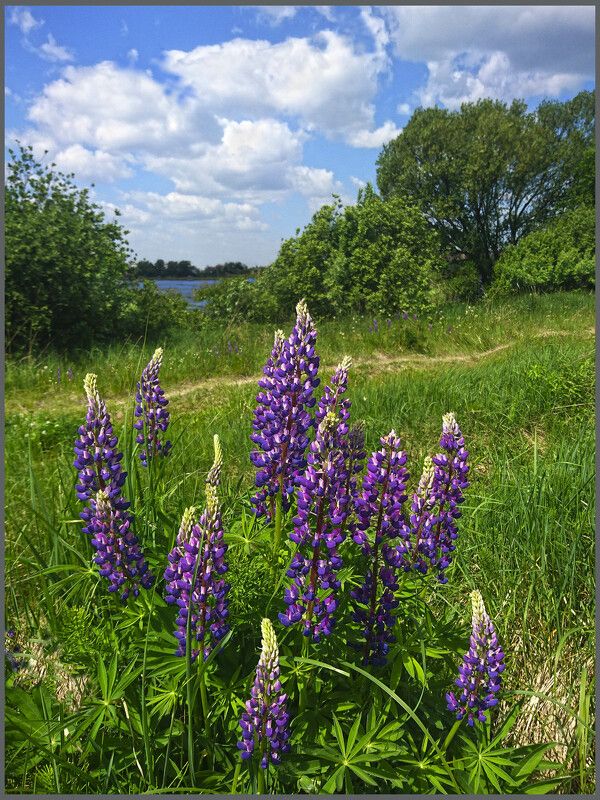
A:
[257,763,266,795]
[199,671,211,763]
[273,486,283,559]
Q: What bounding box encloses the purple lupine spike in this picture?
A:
[134,347,172,466]
[238,618,291,767]
[446,590,505,726]
[164,436,229,660]
[350,431,410,665]
[73,374,154,599]
[279,358,352,642]
[250,299,320,520]
[407,413,470,583]
[88,489,154,601]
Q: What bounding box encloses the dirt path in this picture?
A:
[7,327,594,416]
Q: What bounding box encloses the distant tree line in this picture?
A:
[134,259,255,278]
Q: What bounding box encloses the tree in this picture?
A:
[376,95,592,284]
[5,144,134,353]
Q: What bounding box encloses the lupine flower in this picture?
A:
[279,358,352,641]
[350,431,410,665]
[57,367,61,384]
[74,374,154,598]
[386,318,392,329]
[164,436,229,660]
[134,347,172,465]
[402,311,409,320]
[74,374,127,508]
[87,490,154,601]
[446,590,505,726]
[250,300,320,520]
[238,618,290,767]
[405,413,469,583]
[67,368,73,381]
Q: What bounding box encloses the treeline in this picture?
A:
[199,91,594,322]
[134,259,255,278]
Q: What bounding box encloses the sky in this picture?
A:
[5,5,596,266]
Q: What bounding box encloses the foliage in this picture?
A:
[492,206,595,294]
[376,91,595,283]
[5,143,135,354]
[199,189,442,322]
[135,258,200,278]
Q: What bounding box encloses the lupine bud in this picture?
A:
[74,375,154,598]
[279,359,352,641]
[88,490,154,601]
[350,431,410,665]
[134,347,172,465]
[446,590,505,726]
[407,413,470,582]
[237,618,290,767]
[250,300,320,520]
[164,436,229,660]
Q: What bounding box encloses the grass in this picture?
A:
[4,290,595,792]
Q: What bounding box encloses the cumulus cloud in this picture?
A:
[380,5,595,108]
[346,121,402,148]
[161,30,396,145]
[397,102,411,115]
[37,33,74,63]
[9,7,43,35]
[53,144,133,181]
[127,48,139,64]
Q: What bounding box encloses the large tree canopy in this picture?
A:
[376,92,595,283]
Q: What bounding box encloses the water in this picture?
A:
[140,278,218,308]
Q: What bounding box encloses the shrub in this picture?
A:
[493,206,595,293]
[5,144,135,353]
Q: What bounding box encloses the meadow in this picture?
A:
[4,290,595,794]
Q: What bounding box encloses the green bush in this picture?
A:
[493,206,595,293]
[200,187,443,322]
[5,144,135,353]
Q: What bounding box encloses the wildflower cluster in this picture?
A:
[238,618,290,767]
[164,436,230,660]
[134,347,172,465]
[446,590,505,726]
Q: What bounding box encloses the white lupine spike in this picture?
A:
[177,506,197,544]
[417,455,435,498]
[83,373,100,407]
[259,617,279,668]
[150,347,163,369]
[470,589,487,628]
[206,435,223,513]
[296,298,311,326]
[442,412,459,435]
[338,355,352,373]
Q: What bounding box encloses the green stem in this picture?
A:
[257,764,266,795]
[299,637,310,713]
[141,588,157,787]
[273,490,282,560]
[185,651,196,787]
[441,719,462,753]
[162,705,177,789]
[200,672,211,763]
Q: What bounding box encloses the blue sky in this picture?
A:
[5,5,595,266]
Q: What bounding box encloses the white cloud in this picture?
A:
[26,61,220,155]
[53,144,133,181]
[397,102,411,115]
[127,48,138,64]
[161,30,392,145]
[381,6,595,108]
[360,7,389,54]
[120,19,129,36]
[350,176,367,189]
[346,121,402,148]
[37,33,74,63]
[256,6,297,26]
[314,7,336,23]
[9,7,43,35]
